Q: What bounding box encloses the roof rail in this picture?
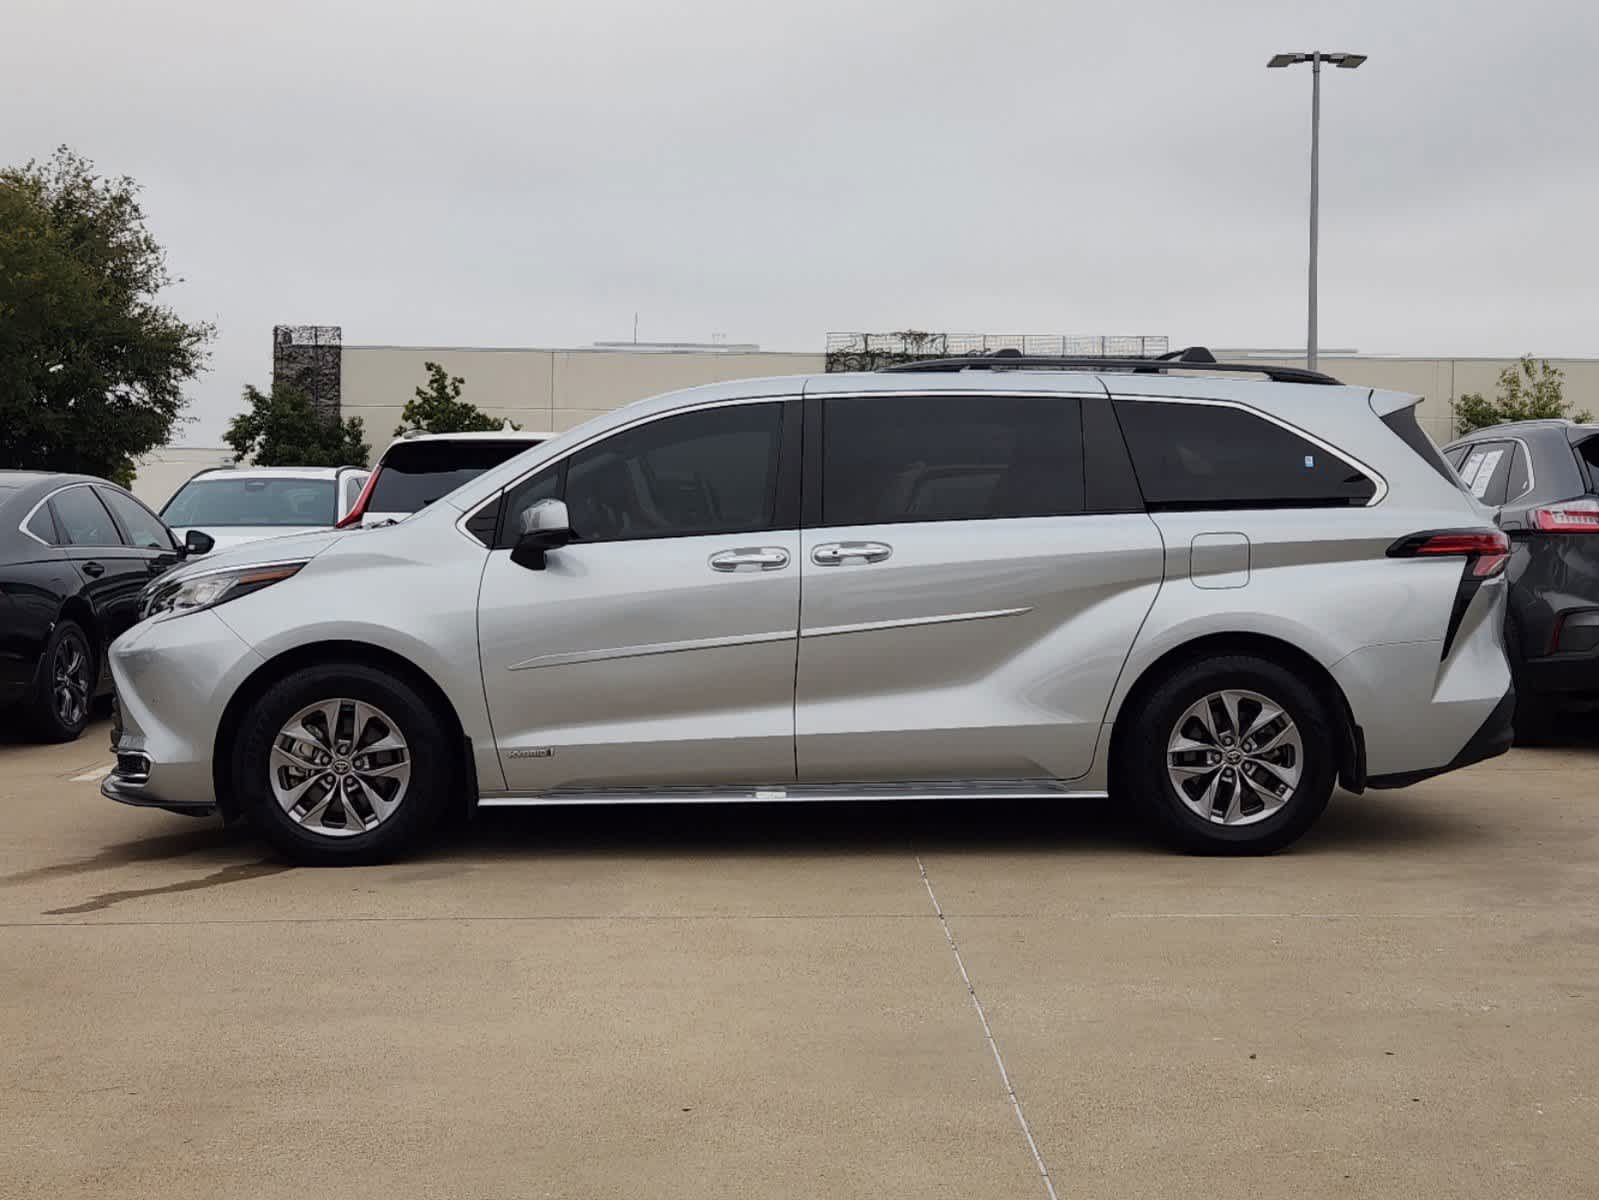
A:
[880,345,1342,386]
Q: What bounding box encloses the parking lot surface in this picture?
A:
[3,721,1596,1199]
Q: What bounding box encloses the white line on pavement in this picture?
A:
[917,854,1060,1200]
[70,765,113,783]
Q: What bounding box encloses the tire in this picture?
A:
[232,663,453,866]
[1121,654,1337,855]
[27,619,95,743]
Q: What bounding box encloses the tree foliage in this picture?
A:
[225,383,369,467]
[1454,356,1591,435]
[0,147,214,486]
[395,361,515,435]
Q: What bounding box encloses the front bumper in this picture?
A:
[100,610,264,814]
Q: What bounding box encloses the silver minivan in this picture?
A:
[103,354,1514,864]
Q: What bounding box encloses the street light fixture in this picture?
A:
[1268,50,1367,372]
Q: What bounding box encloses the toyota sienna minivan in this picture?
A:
[103,352,1514,864]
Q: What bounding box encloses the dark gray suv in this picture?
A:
[1444,419,1599,734]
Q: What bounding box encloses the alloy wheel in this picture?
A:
[52,634,91,728]
[268,698,412,838]
[1165,688,1303,826]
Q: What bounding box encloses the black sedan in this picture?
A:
[0,472,211,742]
[1443,419,1599,737]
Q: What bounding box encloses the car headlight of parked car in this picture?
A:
[142,563,305,621]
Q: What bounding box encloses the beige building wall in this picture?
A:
[340,344,1599,450]
[339,346,824,447]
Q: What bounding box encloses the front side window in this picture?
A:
[97,487,175,550]
[557,404,783,542]
[162,478,337,528]
[822,394,1083,526]
[1114,399,1377,510]
[49,486,122,547]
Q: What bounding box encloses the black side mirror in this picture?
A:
[183,529,215,557]
[509,499,572,571]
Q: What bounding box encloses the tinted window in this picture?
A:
[25,504,59,544]
[1444,446,1470,470]
[340,471,369,515]
[562,404,782,542]
[822,394,1082,526]
[50,486,122,546]
[1506,445,1532,501]
[1114,400,1377,510]
[98,488,173,550]
[1457,441,1514,505]
[162,478,336,527]
[369,440,539,514]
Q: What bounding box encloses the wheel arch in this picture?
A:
[1107,631,1365,795]
[211,639,478,822]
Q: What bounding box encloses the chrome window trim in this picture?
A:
[16,483,127,550]
[1106,392,1390,508]
[454,393,803,547]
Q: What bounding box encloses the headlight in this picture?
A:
[142,563,306,620]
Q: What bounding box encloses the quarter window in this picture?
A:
[1113,400,1377,509]
[25,504,60,544]
[49,486,122,547]
[97,487,174,550]
[821,394,1083,526]
[1456,441,1513,505]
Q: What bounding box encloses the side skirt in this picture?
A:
[477,780,1109,807]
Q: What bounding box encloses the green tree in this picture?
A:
[394,361,516,435]
[225,383,369,467]
[1454,355,1591,435]
[0,147,214,486]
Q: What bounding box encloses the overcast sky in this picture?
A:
[5,0,1596,443]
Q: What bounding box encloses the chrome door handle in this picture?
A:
[811,541,892,566]
[709,546,791,572]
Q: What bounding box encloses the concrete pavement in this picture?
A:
[2,720,1596,1198]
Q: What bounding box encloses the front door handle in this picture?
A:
[811,541,892,566]
[709,546,791,573]
[81,561,104,578]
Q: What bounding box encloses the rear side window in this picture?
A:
[822,394,1083,526]
[1457,441,1514,505]
[97,487,174,550]
[25,504,59,544]
[369,440,537,514]
[49,486,123,547]
[1113,399,1377,510]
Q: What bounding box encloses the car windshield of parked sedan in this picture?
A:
[161,478,337,527]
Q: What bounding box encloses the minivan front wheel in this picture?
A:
[1124,655,1336,854]
[233,663,452,865]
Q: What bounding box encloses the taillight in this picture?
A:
[1531,497,1599,533]
[1387,529,1510,577]
[336,468,381,528]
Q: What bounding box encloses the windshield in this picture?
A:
[368,440,539,513]
[161,477,337,527]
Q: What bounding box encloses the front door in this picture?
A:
[794,390,1165,784]
[477,399,803,793]
[46,485,159,662]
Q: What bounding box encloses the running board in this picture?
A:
[477,781,1108,807]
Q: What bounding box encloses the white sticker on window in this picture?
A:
[1458,449,1487,489]
[1468,448,1504,499]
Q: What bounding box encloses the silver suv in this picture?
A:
[103,354,1514,864]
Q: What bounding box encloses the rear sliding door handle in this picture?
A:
[811,541,892,566]
[709,547,791,572]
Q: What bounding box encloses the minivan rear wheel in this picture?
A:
[233,663,452,865]
[1123,654,1336,854]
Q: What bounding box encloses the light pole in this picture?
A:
[1268,51,1366,372]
